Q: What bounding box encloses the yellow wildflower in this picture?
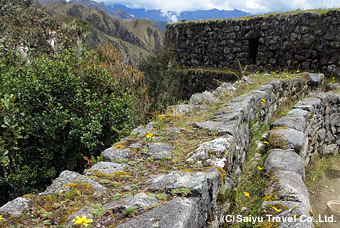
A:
[285,74,289,77]
[72,216,93,227]
[257,166,263,171]
[281,112,285,115]
[225,93,230,96]
[261,101,265,106]
[0,215,2,220]
[313,177,316,181]
[297,69,300,73]
[272,206,282,212]
[244,192,250,198]
[264,141,269,144]
[308,113,312,117]
[146,133,154,138]
[332,77,336,82]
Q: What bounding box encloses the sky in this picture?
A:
[101,0,339,14]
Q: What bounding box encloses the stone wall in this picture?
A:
[1,73,338,227]
[165,10,340,77]
[262,92,339,227]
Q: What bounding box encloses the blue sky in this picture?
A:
[100,0,339,13]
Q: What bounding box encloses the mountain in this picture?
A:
[180,9,251,21]
[108,4,251,22]
[41,1,164,64]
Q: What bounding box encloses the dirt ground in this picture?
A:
[309,159,340,219]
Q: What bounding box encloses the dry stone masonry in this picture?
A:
[165,10,340,77]
[262,91,339,227]
[1,73,339,227]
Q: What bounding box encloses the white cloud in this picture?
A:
[100,0,340,14]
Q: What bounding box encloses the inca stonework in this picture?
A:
[165,10,340,77]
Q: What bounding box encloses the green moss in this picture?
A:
[268,131,288,149]
[62,183,94,195]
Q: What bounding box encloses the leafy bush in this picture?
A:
[139,49,184,111]
[0,48,145,202]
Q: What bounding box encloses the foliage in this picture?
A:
[0,47,144,201]
[139,49,184,111]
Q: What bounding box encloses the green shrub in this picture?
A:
[0,49,142,202]
[139,49,184,111]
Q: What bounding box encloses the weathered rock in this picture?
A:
[116,198,201,228]
[104,193,159,212]
[64,206,94,228]
[213,82,236,97]
[187,137,233,168]
[0,197,30,216]
[265,170,310,208]
[103,147,132,161]
[293,97,321,112]
[306,73,324,86]
[264,149,305,180]
[41,170,106,196]
[148,170,220,197]
[269,128,308,156]
[171,104,196,114]
[325,83,340,91]
[271,116,307,132]
[147,143,174,160]
[85,162,127,175]
[322,144,339,155]
[261,201,313,228]
[189,91,218,105]
[193,120,237,135]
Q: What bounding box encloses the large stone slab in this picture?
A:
[265,170,311,208]
[293,97,321,112]
[0,197,30,216]
[103,147,132,161]
[41,170,106,196]
[85,162,127,175]
[269,128,308,156]
[147,143,174,160]
[271,116,307,132]
[193,120,237,135]
[189,91,218,105]
[261,201,313,228]
[104,193,159,211]
[148,170,220,197]
[116,198,201,228]
[187,137,233,168]
[264,149,305,180]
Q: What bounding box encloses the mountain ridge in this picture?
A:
[41,0,164,64]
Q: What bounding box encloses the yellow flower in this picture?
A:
[261,101,265,106]
[0,215,2,220]
[281,112,285,115]
[313,177,316,181]
[244,192,250,198]
[272,206,282,212]
[257,166,263,170]
[297,69,300,73]
[158,114,166,120]
[264,141,269,144]
[146,133,154,139]
[285,74,289,77]
[305,84,308,87]
[72,216,93,227]
[225,92,230,96]
[308,113,312,117]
